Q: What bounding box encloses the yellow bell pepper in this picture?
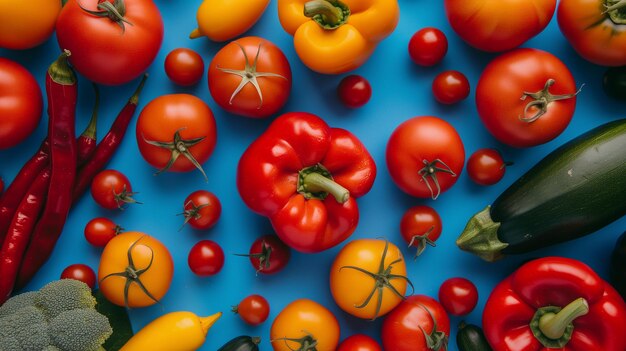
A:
[278,0,399,74]
[119,311,221,351]
[190,0,270,42]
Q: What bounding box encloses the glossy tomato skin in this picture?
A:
[467,148,508,186]
[182,190,221,230]
[445,0,556,52]
[56,0,163,85]
[337,334,382,351]
[408,28,448,66]
[382,295,451,351]
[438,277,479,316]
[61,264,97,290]
[208,36,292,118]
[235,294,270,326]
[165,48,204,86]
[136,94,217,173]
[386,116,465,199]
[247,234,290,274]
[338,75,372,108]
[0,58,43,150]
[90,170,135,210]
[0,0,61,49]
[400,205,443,257]
[84,217,121,247]
[476,48,578,148]
[188,240,224,276]
[432,70,470,105]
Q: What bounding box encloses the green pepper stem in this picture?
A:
[48,50,76,85]
[304,0,349,29]
[302,172,349,203]
[539,298,589,340]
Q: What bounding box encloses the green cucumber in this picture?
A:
[217,335,260,351]
[457,322,492,351]
[457,119,626,261]
[611,232,626,300]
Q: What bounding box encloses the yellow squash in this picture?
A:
[119,311,222,351]
[190,0,270,42]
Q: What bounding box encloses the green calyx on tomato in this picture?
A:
[529,298,590,348]
[112,184,141,210]
[79,0,133,32]
[604,0,626,24]
[304,0,350,29]
[520,79,582,123]
[298,164,350,203]
[339,241,414,320]
[419,304,449,351]
[141,129,209,181]
[408,226,437,259]
[418,158,457,200]
[273,333,318,351]
[235,239,273,273]
[49,50,76,85]
[179,201,210,231]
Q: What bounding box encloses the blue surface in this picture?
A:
[1,1,625,350]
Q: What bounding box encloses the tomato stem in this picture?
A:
[273,334,318,351]
[178,200,210,231]
[519,79,583,123]
[604,0,626,23]
[234,240,273,274]
[408,226,437,259]
[418,159,457,200]
[418,304,449,350]
[141,129,209,182]
[79,0,134,33]
[113,184,141,210]
[304,0,350,29]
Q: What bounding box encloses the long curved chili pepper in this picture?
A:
[76,84,100,166]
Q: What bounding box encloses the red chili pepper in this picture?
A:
[237,112,376,253]
[72,74,147,202]
[0,169,51,303]
[76,84,100,166]
[15,51,78,288]
[483,257,626,351]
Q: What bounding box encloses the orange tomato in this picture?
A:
[98,231,174,308]
[0,0,61,49]
[330,239,409,320]
[270,299,340,351]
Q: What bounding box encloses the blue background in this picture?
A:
[1,1,625,350]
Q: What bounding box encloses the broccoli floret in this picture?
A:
[34,279,95,320]
[0,306,49,350]
[43,347,62,351]
[0,291,37,317]
[49,308,112,351]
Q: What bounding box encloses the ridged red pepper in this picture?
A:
[483,257,626,351]
[237,112,376,253]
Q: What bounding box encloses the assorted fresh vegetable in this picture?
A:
[337,74,372,108]
[84,217,123,247]
[438,277,478,316]
[165,48,205,86]
[337,334,382,351]
[180,190,222,230]
[432,70,470,105]
[456,322,491,351]
[238,234,291,275]
[408,27,448,67]
[90,169,140,210]
[190,0,269,42]
[233,294,270,326]
[400,205,442,258]
[188,239,225,276]
[60,263,97,290]
[466,149,509,186]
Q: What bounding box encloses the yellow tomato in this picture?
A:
[270,299,340,351]
[0,0,61,49]
[98,231,174,308]
[330,239,409,320]
[190,0,270,42]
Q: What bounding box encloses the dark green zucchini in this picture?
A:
[610,232,626,300]
[457,119,626,261]
[457,322,492,351]
[217,335,260,351]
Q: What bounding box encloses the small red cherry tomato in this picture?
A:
[181,190,222,230]
[337,75,372,108]
[84,217,123,247]
[432,70,470,105]
[90,170,139,210]
[164,48,204,86]
[60,264,96,289]
[400,206,443,258]
[234,294,270,326]
[241,234,291,274]
[337,334,382,351]
[438,277,479,316]
[408,28,448,66]
[188,240,225,276]
[466,148,509,186]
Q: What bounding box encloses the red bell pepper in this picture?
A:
[483,257,626,351]
[237,112,376,253]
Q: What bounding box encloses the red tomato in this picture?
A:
[386,116,465,199]
[181,190,221,230]
[432,70,470,105]
[408,28,448,66]
[208,36,292,118]
[136,94,217,180]
[438,277,479,316]
[188,240,224,276]
[90,170,139,210]
[0,58,43,150]
[337,75,372,108]
[234,294,270,326]
[84,217,123,247]
[476,48,579,148]
[382,295,451,351]
[61,264,97,290]
[164,48,204,86]
[337,334,382,351]
[400,206,442,258]
[56,0,164,85]
[444,0,556,52]
[467,148,509,186]
[241,235,291,274]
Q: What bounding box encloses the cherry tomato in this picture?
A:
[181,190,221,230]
[90,170,139,210]
[337,334,382,351]
[208,36,292,118]
[234,294,270,326]
[438,277,479,316]
[337,75,372,108]
[0,58,43,150]
[386,116,465,199]
[408,27,448,66]
[164,48,204,86]
[188,240,225,276]
[400,206,443,258]
[60,264,96,290]
[467,148,509,186]
[432,70,470,105]
[241,234,291,274]
[84,217,123,247]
